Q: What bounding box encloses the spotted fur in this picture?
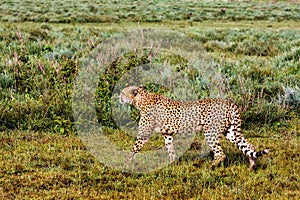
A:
[119,86,269,170]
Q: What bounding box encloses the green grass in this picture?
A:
[0,0,300,199]
[1,0,300,23]
[0,119,299,199]
[1,20,299,132]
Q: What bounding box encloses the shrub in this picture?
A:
[0,22,299,133]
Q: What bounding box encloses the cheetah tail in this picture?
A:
[248,148,269,159]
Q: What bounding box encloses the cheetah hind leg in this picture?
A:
[247,145,269,170]
[211,145,226,169]
[204,130,226,169]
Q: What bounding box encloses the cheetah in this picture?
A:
[119,86,269,170]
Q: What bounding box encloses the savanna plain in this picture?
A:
[0,0,300,199]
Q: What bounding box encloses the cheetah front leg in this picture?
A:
[129,116,154,161]
[164,135,176,163]
[129,136,149,161]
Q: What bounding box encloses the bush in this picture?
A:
[0,22,299,133]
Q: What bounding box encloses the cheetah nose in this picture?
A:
[119,96,124,103]
[119,94,127,104]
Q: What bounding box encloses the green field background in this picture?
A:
[0,1,299,199]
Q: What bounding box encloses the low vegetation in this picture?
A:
[1,124,299,199]
[1,0,300,23]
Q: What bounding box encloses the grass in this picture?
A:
[0,0,300,23]
[2,20,299,131]
[0,0,300,199]
[0,119,299,199]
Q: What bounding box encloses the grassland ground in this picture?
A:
[0,16,300,199]
[0,118,299,199]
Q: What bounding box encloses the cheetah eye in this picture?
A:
[132,89,138,96]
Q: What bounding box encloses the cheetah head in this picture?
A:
[119,86,144,105]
